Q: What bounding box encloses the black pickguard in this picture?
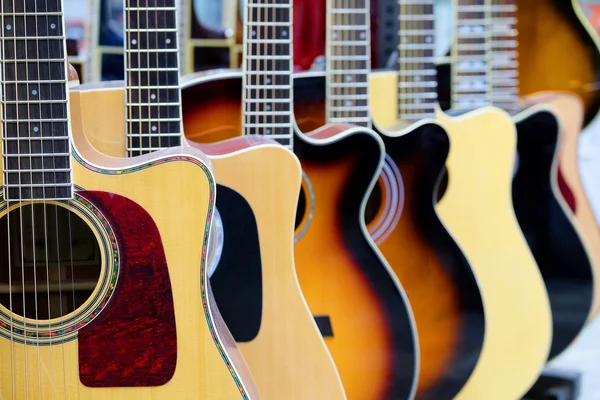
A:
[512,110,594,359]
[376,122,485,400]
[209,184,263,343]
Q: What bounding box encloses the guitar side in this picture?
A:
[524,91,600,317]
[511,105,595,359]
[435,107,552,400]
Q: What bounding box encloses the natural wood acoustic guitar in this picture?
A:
[445,0,595,362]
[516,0,600,318]
[180,1,421,399]
[436,0,600,318]
[76,0,350,399]
[0,0,258,398]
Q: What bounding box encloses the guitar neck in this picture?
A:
[124,0,183,157]
[0,0,73,201]
[451,0,518,111]
[397,0,437,121]
[489,0,519,111]
[241,0,294,150]
[326,0,371,128]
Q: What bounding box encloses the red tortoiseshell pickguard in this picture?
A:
[78,191,177,387]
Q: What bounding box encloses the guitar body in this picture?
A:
[289,71,485,400]
[435,108,552,400]
[511,106,594,359]
[179,74,419,400]
[516,0,600,126]
[0,88,256,399]
[75,82,348,400]
[525,92,600,317]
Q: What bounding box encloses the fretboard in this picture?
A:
[451,0,489,110]
[124,0,182,157]
[397,0,437,121]
[326,0,371,128]
[241,0,294,150]
[451,0,519,111]
[0,0,73,201]
[489,0,518,111]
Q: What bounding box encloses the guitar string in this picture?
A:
[33,0,56,396]
[126,0,131,156]
[155,0,161,153]
[135,0,141,155]
[0,1,17,397]
[64,0,78,392]
[11,0,31,397]
[48,0,68,394]
[26,0,43,396]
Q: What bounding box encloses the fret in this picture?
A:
[126,26,178,49]
[126,120,181,135]
[127,103,181,119]
[2,138,69,155]
[329,116,370,127]
[329,82,369,88]
[244,115,291,125]
[245,75,291,86]
[330,98,369,108]
[124,0,183,152]
[247,8,291,23]
[398,102,437,110]
[127,52,177,69]
[127,135,180,157]
[126,88,180,103]
[5,186,71,203]
[243,0,294,147]
[127,71,178,87]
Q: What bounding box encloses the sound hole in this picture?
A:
[295,185,307,230]
[0,203,102,320]
[364,181,383,226]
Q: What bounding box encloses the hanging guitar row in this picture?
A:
[0,0,599,399]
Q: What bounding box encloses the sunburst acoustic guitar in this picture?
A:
[0,0,258,398]
[289,0,486,399]
[76,0,349,399]
[370,1,554,399]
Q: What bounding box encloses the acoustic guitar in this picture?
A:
[370,1,554,399]
[76,1,348,399]
[516,0,600,318]
[436,0,600,308]
[449,0,595,363]
[182,2,421,400]
[0,0,257,398]
[291,0,485,399]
